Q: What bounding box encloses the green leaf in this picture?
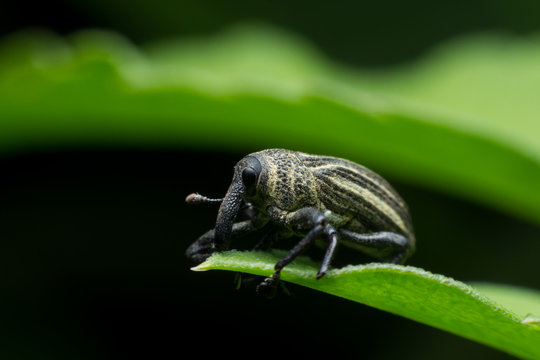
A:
[194,250,540,359]
[3,25,540,357]
[2,25,540,224]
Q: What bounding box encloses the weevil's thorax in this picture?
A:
[248,149,318,212]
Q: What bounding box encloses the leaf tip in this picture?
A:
[521,314,540,328]
[191,261,212,272]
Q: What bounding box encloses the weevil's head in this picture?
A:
[214,154,263,248]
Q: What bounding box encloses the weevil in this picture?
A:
[185,149,415,294]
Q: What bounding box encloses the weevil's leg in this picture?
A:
[277,207,339,278]
[235,227,294,293]
[257,207,337,296]
[339,229,412,264]
[268,206,327,232]
[317,227,338,279]
[185,217,268,264]
[256,223,325,297]
[274,223,324,273]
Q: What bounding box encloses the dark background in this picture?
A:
[2,1,540,359]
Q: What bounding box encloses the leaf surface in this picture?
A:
[195,250,540,360]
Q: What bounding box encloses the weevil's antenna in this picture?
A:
[185,193,224,204]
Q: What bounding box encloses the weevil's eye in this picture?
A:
[242,167,258,188]
[239,156,261,196]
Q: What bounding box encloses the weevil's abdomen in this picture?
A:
[297,152,415,245]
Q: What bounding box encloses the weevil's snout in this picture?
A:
[214,156,262,248]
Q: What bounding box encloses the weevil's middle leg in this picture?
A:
[317,228,338,278]
[256,223,324,297]
[278,207,339,277]
[257,207,339,296]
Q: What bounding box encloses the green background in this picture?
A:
[2,1,540,359]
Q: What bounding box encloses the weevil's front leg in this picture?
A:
[185,217,268,264]
[339,229,413,264]
[257,207,338,297]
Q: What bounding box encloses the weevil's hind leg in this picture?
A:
[339,229,413,264]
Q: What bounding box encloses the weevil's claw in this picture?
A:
[316,271,326,280]
[237,272,292,297]
[256,272,280,299]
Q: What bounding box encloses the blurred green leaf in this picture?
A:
[2,25,540,224]
[194,250,540,359]
[472,282,540,319]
